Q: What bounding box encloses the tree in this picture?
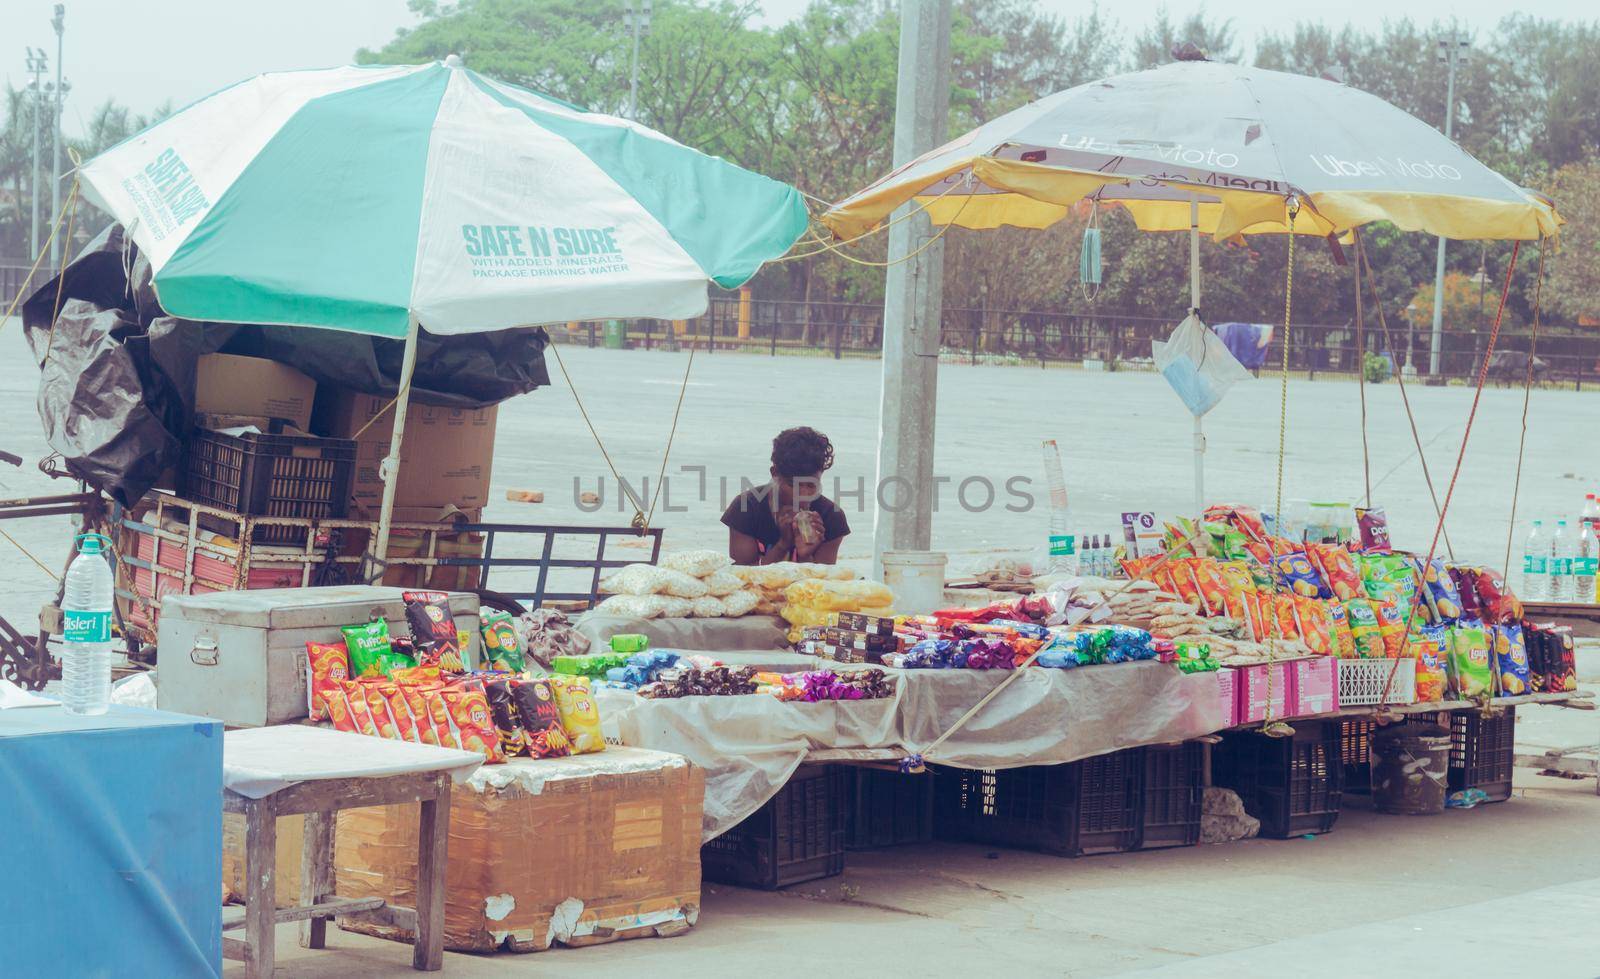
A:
[1543,158,1600,325]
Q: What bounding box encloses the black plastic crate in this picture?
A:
[847,768,934,849]
[1213,721,1343,838]
[1140,742,1204,850]
[702,765,847,889]
[183,429,355,544]
[934,749,1143,857]
[1340,718,1378,795]
[1449,708,1515,803]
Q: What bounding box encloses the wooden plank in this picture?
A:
[243,796,277,979]
[340,903,418,931]
[223,896,386,929]
[414,787,450,971]
[270,770,451,815]
[1521,601,1600,638]
[221,936,249,962]
[299,811,334,949]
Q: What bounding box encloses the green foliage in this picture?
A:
[1364,351,1392,383]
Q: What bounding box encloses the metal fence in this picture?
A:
[555,294,1600,389]
[9,260,1592,389]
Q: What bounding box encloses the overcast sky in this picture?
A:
[1,0,1591,138]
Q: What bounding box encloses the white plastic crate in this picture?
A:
[1336,658,1416,706]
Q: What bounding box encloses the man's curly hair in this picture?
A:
[771,427,834,477]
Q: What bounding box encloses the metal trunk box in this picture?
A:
[156,585,481,727]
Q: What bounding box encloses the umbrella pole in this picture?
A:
[1189,193,1206,537]
[371,313,420,581]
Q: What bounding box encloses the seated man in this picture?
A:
[722,426,850,565]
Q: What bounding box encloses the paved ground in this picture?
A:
[239,767,1600,978]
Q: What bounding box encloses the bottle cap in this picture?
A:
[75,533,110,555]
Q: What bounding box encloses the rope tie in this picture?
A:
[1502,241,1546,582]
[1263,198,1299,735]
[1380,239,1524,704]
[1353,231,1455,560]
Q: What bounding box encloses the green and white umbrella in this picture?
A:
[79,57,808,562]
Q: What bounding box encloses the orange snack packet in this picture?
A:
[1294,596,1333,655]
[440,686,505,763]
[305,641,350,722]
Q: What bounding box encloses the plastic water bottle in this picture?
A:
[1041,441,1075,573]
[1522,521,1547,601]
[1584,494,1600,524]
[1549,520,1574,603]
[1577,519,1598,605]
[61,534,115,715]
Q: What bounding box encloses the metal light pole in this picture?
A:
[621,0,651,121]
[1428,32,1469,376]
[25,47,46,261]
[49,4,66,269]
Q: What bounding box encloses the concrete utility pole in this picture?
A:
[49,4,65,268]
[26,47,46,261]
[872,0,952,576]
[1428,32,1469,376]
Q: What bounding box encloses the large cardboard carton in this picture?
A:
[319,392,496,510]
[195,353,315,430]
[336,747,702,953]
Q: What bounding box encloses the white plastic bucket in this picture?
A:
[881,550,948,614]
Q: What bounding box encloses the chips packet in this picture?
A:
[1293,596,1333,655]
[511,678,572,757]
[1448,622,1494,698]
[421,688,460,748]
[1344,599,1385,658]
[479,609,526,673]
[1373,600,1409,658]
[404,591,464,672]
[1449,567,1482,619]
[1491,622,1531,696]
[440,685,505,762]
[1327,602,1356,658]
[1270,553,1330,599]
[1355,506,1392,553]
[1306,543,1361,601]
[401,683,443,746]
[549,674,606,754]
[305,641,350,721]
[342,619,414,678]
[380,684,420,743]
[1410,626,1450,702]
[336,680,382,737]
[1416,558,1463,622]
[1472,568,1523,624]
[483,679,528,757]
[1190,560,1231,616]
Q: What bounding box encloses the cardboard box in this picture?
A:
[1237,662,1292,723]
[335,747,702,953]
[319,391,497,510]
[1288,657,1339,715]
[223,813,304,907]
[195,353,315,430]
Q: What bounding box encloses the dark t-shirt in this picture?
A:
[721,487,851,556]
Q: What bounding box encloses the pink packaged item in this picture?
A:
[1215,667,1242,727]
[1238,662,1292,723]
[1288,657,1339,716]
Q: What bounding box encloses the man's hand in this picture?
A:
[774,507,798,547]
[792,511,823,561]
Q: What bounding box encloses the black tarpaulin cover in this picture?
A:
[22,225,550,505]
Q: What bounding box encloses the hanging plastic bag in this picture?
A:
[1151,313,1252,417]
